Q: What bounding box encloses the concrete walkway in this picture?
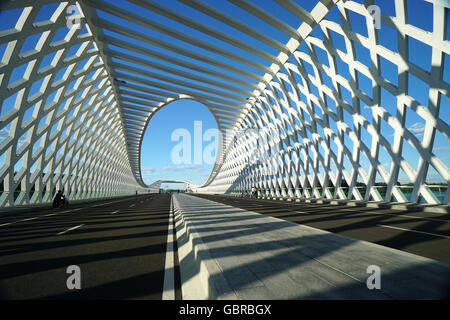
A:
[173,194,450,300]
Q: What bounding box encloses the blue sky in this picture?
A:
[0,0,449,188]
[139,99,218,188]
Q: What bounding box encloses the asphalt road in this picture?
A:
[193,194,450,264]
[1,192,449,300]
[0,194,180,300]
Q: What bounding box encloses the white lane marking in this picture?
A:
[20,217,39,222]
[284,206,450,223]
[162,198,175,300]
[44,213,57,217]
[0,196,147,227]
[377,224,450,239]
[0,213,58,227]
[56,224,85,236]
[368,211,449,223]
[0,216,40,227]
[0,222,13,227]
[111,210,120,214]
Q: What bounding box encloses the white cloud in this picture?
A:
[159,164,204,172]
[0,128,27,148]
[407,122,425,136]
[434,146,450,152]
[141,167,156,173]
[381,162,391,170]
[0,128,9,140]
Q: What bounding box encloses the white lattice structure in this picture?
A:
[197,0,450,205]
[0,1,147,206]
[0,0,449,207]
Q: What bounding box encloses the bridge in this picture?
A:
[0,0,449,302]
[146,180,197,192]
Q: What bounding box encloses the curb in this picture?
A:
[172,195,238,300]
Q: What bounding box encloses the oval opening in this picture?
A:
[140,99,219,190]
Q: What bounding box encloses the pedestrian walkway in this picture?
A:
[173,194,450,299]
